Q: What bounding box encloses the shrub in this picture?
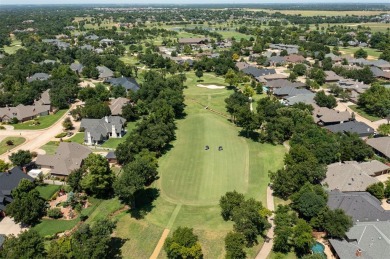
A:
[31,151,38,158]
[0,125,6,130]
[47,208,63,219]
[55,132,67,138]
[6,140,14,146]
[79,214,88,221]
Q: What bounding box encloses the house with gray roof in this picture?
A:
[266,79,306,90]
[34,89,51,107]
[273,86,312,98]
[0,103,50,123]
[42,39,70,49]
[85,34,99,40]
[322,161,389,192]
[26,72,50,83]
[324,71,344,83]
[366,137,390,159]
[329,221,390,259]
[313,105,351,126]
[327,190,390,222]
[267,56,286,66]
[96,66,114,80]
[324,121,375,138]
[80,44,94,51]
[70,63,84,74]
[258,73,288,83]
[36,142,91,178]
[109,97,130,115]
[370,67,390,80]
[100,39,115,46]
[242,66,276,79]
[284,93,316,106]
[105,77,140,92]
[0,167,34,213]
[80,116,126,145]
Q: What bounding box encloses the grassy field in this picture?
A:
[2,39,23,54]
[349,105,383,122]
[36,184,61,200]
[40,141,59,155]
[101,121,138,149]
[13,110,67,130]
[114,71,286,258]
[33,218,80,237]
[340,46,382,59]
[0,137,26,155]
[68,132,84,144]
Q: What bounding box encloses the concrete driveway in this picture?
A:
[0,217,28,236]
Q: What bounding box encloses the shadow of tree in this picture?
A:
[129,188,160,220]
[108,236,128,259]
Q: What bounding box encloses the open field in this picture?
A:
[114,71,286,258]
[0,137,26,155]
[312,22,390,33]
[12,110,67,130]
[244,9,389,17]
[339,46,382,59]
[1,39,23,54]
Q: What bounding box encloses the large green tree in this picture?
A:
[219,191,245,221]
[9,150,32,167]
[0,229,46,259]
[224,231,246,259]
[164,227,203,259]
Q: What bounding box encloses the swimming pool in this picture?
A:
[311,242,326,258]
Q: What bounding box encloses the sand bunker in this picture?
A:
[197,84,225,89]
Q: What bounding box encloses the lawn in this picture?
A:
[349,105,383,122]
[68,132,84,144]
[115,71,286,258]
[246,9,388,17]
[12,110,67,130]
[33,218,80,237]
[2,39,24,54]
[0,137,26,155]
[40,141,59,155]
[101,121,138,149]
[36,184,61,200]
[340,46,382,59]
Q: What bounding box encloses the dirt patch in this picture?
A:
[197,84,225,89]
[150,229,170,259]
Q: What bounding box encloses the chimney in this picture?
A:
[105,116,108,123]
[355,249,362,257]
[112,124,117,138]
[87,131,92,145]
[22,166,27,174]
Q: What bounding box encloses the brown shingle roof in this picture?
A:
[366,137,390,159]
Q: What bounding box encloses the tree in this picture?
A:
[71,219,117,259]
[126,149,158,185]
[62,117,73,130]
[309,68,326,85]
[220,191,245,221]
[80,153,115,196]
[242,85,254,98]
[292,219,315,257]
[314,91,337,109]
[225,92,248,123]
[0,229,46,259]
[225,69,239,87]
[195,69,203,80]
[316,208,353,239]
[224,231,246,259]
[292,190,327,220]
[5,179,46,225]
[377,123,390,136]
[164,227,203,259]
[9,150,32,167]
[67,168,84,192]
[354,48,368,58]
[366,182,385,200]
[379,47,390,62]
[339,133,374,162]
[280,49,288,56]
[0,159,10,172]
[121,103,139,122]
[288,72,297,82]
[384,179,390,198]
[358,83,390,118]
[236,106,258,137]
[292,64,307,76]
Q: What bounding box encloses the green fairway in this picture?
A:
[0,137,26,155]
[13,110,67,130]
[159,111,248,205]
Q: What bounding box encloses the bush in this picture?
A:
[0,125,6,130]
[79,214,88,221]
[55,132,67,138]
[31,151,38,158]
[47,208,63,219]
[6,140,14,146]
[51,192,58,201]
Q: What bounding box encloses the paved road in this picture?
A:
[0,103,80,162]
[255,186,275,259]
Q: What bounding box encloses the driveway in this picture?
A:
[0,217,28,236]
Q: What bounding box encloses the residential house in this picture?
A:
[267,56,286,66]
[284,93,316,106]
[338,79,370,103]
[36,142,91,178]
[284,54,305,64]
[80,44,94,51]
[328,190,390,222]
[241,66,276,79]
[70,63,84,74]
[34,89,51,107]
[370,67,390,80]
[105,77,140,92]
[322,160,389,192]
[0,167,34,215]
[80,116,126,145]
[235,62,250,71]
[100,39,115,46]
[312,106,351,126]
[324,71,344,83]
[96,66,114,80]
[40,59,56,65]
[329,221,390,259]
[258,73,288,83]
[85,34,99,40]
[109,97,130,116]
[42,39,70,49]
[105,151,117,164]
[324,121,375,138]
[325,53,342,63]
[26,72,50,83]
[266,79,306,90]
[0,103,50,123]
[366,137,390,160]
[273,86,312,99]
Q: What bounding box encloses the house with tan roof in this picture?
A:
[178,37,208,45]
[36,142,91,178]
[366,137,390,160]
[284,54,305,64]
[312,105,352,126]
[109,97,130,116]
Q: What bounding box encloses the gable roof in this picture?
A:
[109,97,130,115]
[285,93,316,105]
[324,121,375,136]
[80,116,126,143]
[235,62,250,71]
[242,66,276,78]
[322,161,383,192]
[70,63,84,73]
[313,106,351,124]
[266,79,306,89]
[273,86,312,98]
[370,67,390,79]
[35,142,91,177]
[106,77,140,92]
[328,190,390,222]
[330,221,390,259]
[366,137,390,159]
[26,73,50,83]
[324,71,344,82]
[0,103,51,121]
[34,89,51,106]
[284,54,305,63]
[178,37,208,44]
[96,66,114,79]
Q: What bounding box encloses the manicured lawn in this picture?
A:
[68,132,84,144]
[349,105,383,122]
[36,184,61,200]
[85,197,123,224]
[12,110,67,130]
[40,141,59,155]
[2,39,24,54]
[340,46,382,59]
[0,137,26,155]
[33,218,80,237]
[268,251,297,259]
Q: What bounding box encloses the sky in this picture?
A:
[2,0,390,4]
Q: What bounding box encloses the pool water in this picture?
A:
[311,242,326,258]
